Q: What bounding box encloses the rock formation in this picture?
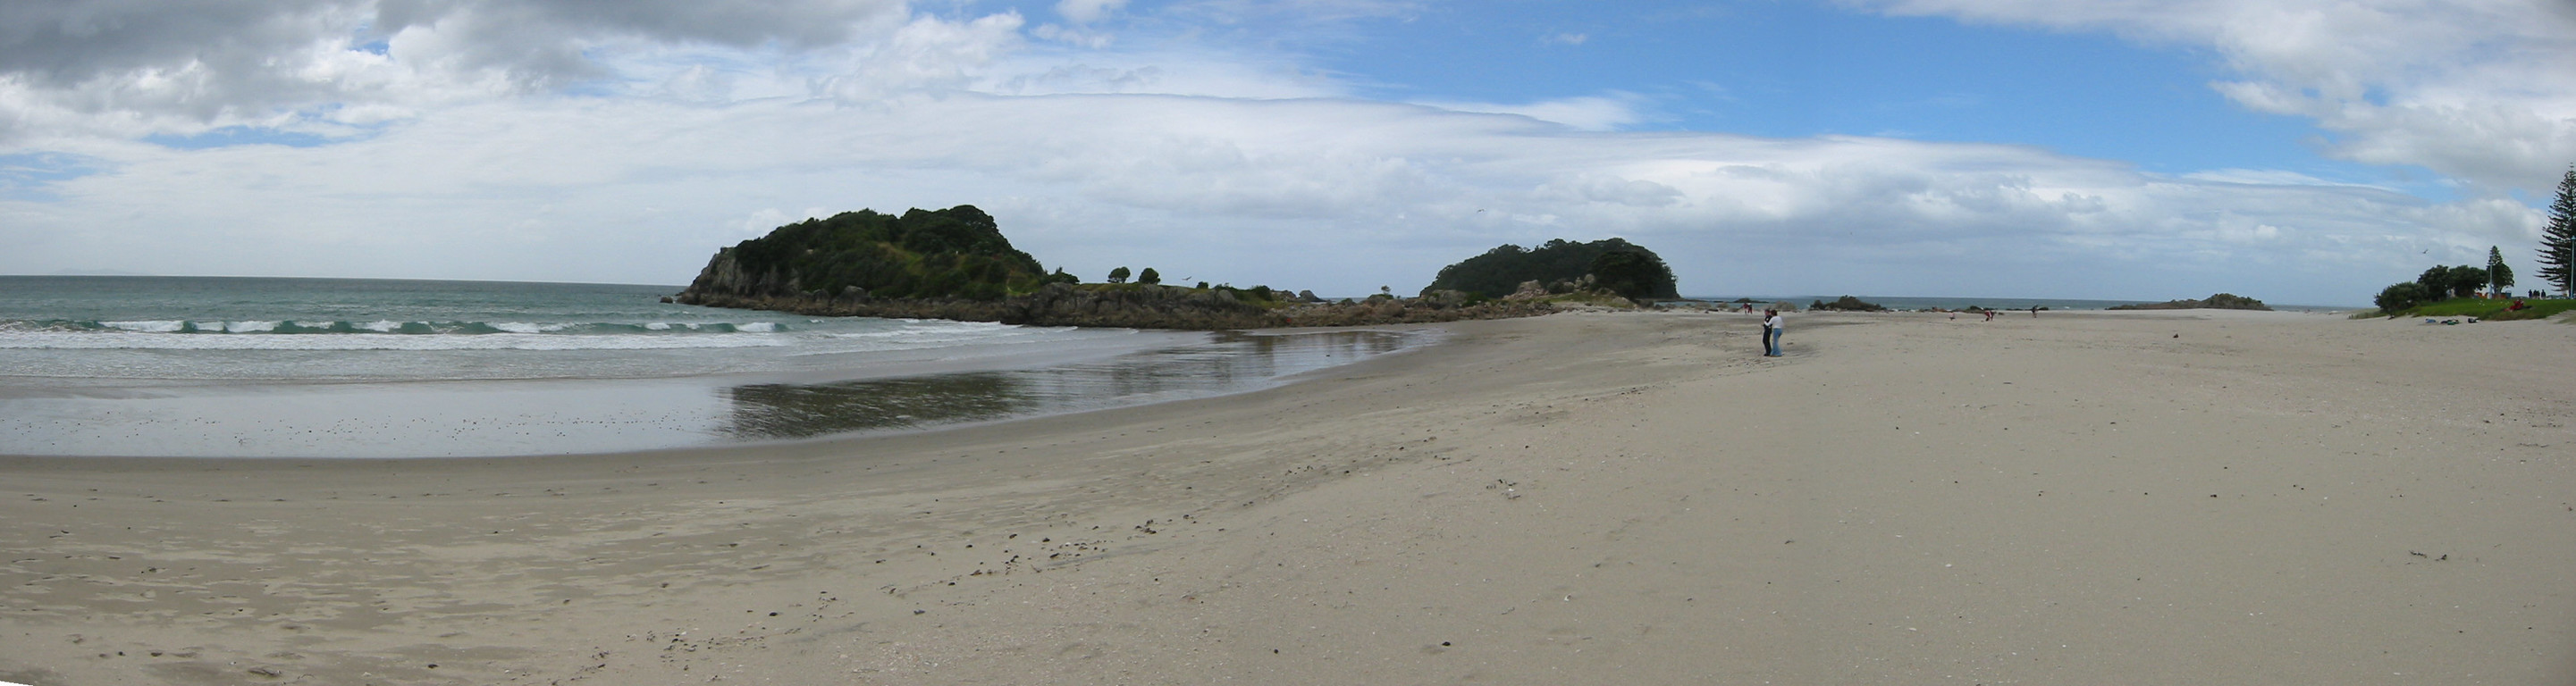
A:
[672,205,1566,330]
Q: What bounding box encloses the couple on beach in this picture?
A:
[1759,308,1783,357]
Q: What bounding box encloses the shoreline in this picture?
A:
[0,328,1423,459]
[4,310,2572,684]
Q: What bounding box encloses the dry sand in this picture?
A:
[4,309,2573,685]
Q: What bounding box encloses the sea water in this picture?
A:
[0,277,1410,458]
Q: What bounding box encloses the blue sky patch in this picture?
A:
[0,152,108,201]
[144,126,335,150]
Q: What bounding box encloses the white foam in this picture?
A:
[737,322,777,332]
[0,330,789,351]
[102,320,186,332]
[644,322,673,330]
[224,321,279,333]
[492,322,544,333]
[363,320,400,332]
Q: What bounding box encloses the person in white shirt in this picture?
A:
[1762,309,1783,357]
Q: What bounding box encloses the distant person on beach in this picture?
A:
[2029,305,2040,318]
[1983,310,1995,322]
[1762,309,1783,357]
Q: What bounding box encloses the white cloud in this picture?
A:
[0,0,911,140]
[1846,0,2576,197]
[2,87,2527,304]
[738,207,835,238]
[1410,94,1647,131]
[0,0,2553,306]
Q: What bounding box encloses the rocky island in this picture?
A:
[672,205,1578,330]
[2104,293,2273,311]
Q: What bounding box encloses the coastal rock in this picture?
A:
[1811,295,1888,312]
[1425,238,1679,300]
[2107,293,2272,311]
[674,205,1569,330]
[677,283,1560,330]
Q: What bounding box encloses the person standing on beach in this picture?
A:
[1762,308,1783,356]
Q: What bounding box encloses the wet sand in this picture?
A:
[4,309,2573,684]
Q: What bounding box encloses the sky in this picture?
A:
[3,0,2573,305]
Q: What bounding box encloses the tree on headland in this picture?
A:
[2541,165,2576,296]
[1137,267,1161,285]
[1588,250,1674,301]
[2451,264,2489,298]
[1425,238,1678,299]
[2376,281,2435,313]
[2486,246,2514,296]
[1107,266,1132,284]
[678,205,1046,302]
[2418,264,2488,300]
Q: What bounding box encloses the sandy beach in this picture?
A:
[4,309,2573,685]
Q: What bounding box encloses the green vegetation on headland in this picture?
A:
[2105,293,2271,311]
[2358,166,2576,321]
[1423,238,1678,301]
[2366,245,2570,320]
[2364,297,2576,322]
[674,206,1573,330]
[681,205,1051,302]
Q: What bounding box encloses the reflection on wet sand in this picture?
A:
[720,330,1409,440]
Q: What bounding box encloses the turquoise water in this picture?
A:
[0,277,1412,457]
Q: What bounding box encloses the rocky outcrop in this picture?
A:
[1810,295,1888,312]
[678,282,1278,330]
[677,282,1563,330]
[2107,293,2272,311]
[1276,294,1559,327]
[671,205,1567,330]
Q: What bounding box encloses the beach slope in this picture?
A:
[4,310,2572,684]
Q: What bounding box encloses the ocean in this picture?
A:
[0,276,1413,458]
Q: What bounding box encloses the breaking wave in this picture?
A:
[0,318,802,351]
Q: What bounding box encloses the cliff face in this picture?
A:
[679,247,787,298]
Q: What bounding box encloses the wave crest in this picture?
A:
[5,318,792,336]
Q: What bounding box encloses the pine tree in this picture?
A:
[2487,246,2513,296]
[2540,165,2576,296]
